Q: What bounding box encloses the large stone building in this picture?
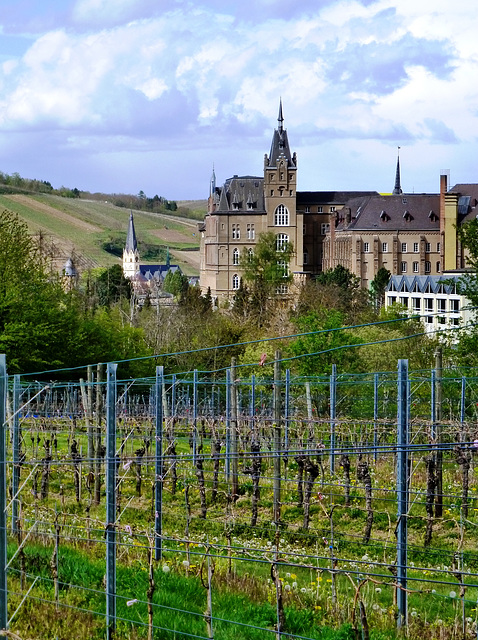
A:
[199,102,478,300]
[199,102,377,300]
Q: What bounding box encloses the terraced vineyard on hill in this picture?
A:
[0,193,204,275]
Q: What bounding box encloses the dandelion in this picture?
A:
[449,591,457,599]
[284,584,291,592]
[437,619,443,625]
[432,589,436,594]
[285,572,291,579]
[290,573,297,579]
[372,604,379,611]
[292,582,297,589]
[301,587,307,593]
[182,560,190,569]
[466,617,473,624]
[162,564,170,573]
[375,587,381,593]
[411,611,417,617]
[127,599,138,607]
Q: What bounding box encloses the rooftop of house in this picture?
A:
[215,175,266,213]
[334,193,441,232]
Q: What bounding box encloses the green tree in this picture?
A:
[94,264,132,307]
[163,270,189,298]
[288,308,364,376]
[240,232,294,324]
[370,267,391,310]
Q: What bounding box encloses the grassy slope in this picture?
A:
[0,193,204,274]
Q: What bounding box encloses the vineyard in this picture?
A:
[1,354,478,639]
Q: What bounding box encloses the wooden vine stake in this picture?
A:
[200,543,215,639]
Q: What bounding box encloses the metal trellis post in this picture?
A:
[231,359,239,501]
[155,366,163,560]
[397,358,408,629]
[12,374,21,535]
[225,368,231,481]
[273,350,281,524]
[0,355,7,631]
[193,369,198,466]
[105,362,117,640]
[285,368,290,453]
[329,364,336,474]
[373,372,378,462]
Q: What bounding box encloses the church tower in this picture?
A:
[263,100,303,277]
[123,212,140,278]
[392,148,403,195]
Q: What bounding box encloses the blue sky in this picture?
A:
[0,0,476,199]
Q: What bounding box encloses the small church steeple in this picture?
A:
[123,211,140,278]
[393,147,403,195]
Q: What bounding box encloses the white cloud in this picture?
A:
[0,0,477,196]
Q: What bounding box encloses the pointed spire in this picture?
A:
[125,211,138,252]
[278,98,284,133]
[393,147,403,195]
[210,164,216,197]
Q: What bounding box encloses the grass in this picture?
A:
[5,411,478,639]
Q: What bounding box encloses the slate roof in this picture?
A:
[335,193,440,232]
[139,264,181,282]
[63,257,77,276]
[449,184,478,223]
[125,212,138,252]
[297,191,379,206]
[266,100,296,169]
[215,176,266,213]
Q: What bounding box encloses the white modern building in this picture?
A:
[385,274,474,337]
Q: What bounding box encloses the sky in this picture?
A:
[0,0,477,200]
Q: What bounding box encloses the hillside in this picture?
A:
[0,193,206,276]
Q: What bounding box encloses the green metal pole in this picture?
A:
[106,363,117,640]
[0,355,8,631]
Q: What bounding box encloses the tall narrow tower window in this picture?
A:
[274,204,289,226]
[232,248,239,265]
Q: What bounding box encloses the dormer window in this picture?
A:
[380,210,390,221]
[428,210,438,221]
[403,210,413,221]
[246,192,255,210]
[232,192,240,210]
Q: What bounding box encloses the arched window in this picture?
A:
[248,248,254,262]
[276,233,289,251]
[232,248,239,265]
[232,274,240,290]
[303,248,309,265]
[274,204,289,226]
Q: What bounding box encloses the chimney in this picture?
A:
[439,172,448,236]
